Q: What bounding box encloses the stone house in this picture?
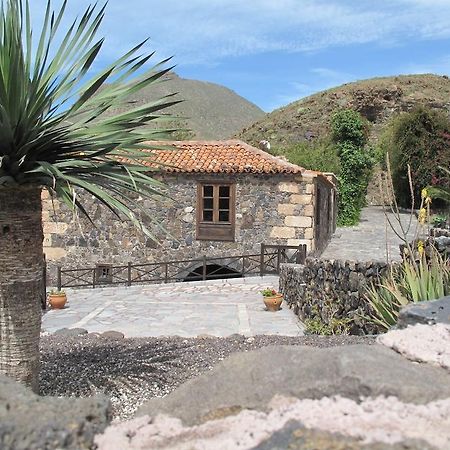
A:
[42,140,337,283]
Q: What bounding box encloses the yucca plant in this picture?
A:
[365,250,450,331]
[0,0,180,391]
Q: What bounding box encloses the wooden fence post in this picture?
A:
[202,256,207,281]
[164,263,169,283]
[260,243,265,277]
[57,266,62,291]
[92,269,96,289]
[276,247,281,273]
[127,262,132,286]
[301,245,307,263]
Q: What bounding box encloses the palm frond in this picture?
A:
[0,0,183,237]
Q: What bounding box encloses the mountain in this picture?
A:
[103,72,265,140]
[237,74,450,147]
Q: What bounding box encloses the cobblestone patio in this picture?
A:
[321,207,417,262]
[42,276,304,338]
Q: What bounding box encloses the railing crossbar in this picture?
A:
[58,245,306,289]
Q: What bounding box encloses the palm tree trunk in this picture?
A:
[0,186,44,392]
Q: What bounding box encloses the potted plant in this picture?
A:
[260,288,283,312]
[48,289,67,309]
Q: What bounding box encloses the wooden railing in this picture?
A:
[57,244,307,290]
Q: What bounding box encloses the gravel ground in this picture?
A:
[40,334,376,420]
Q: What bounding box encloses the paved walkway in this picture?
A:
[321,207,418,262]
[42,276,304,338]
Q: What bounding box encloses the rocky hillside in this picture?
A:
[103,72,264,140]
[238,74,450,147]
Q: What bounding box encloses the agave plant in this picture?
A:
[365,250,450,331]
[0,0,180,391]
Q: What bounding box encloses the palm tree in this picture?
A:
[0,0,179,392]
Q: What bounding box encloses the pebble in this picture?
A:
[40,334,376,421]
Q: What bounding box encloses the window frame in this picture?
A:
[196,181,236,241]
[95,264,113,284]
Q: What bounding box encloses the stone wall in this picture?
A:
[431,228,450,238]
[279,259,390,334]
[43,172,325,284]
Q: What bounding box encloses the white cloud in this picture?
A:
[402,55,450,75]
[266,67,356,111]
[28,0,450,66]
[311,68,353,80]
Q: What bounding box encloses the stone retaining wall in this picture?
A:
[279,259,390,334]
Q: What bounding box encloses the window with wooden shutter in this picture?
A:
[196,182,235,241]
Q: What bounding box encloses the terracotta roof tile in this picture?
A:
[136,140,304,174]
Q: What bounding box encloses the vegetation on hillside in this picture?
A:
[331,110,374,226]
[271,139,341,174]
[240,75,450,218]
[238,74,450,148]
[428,166,450,205]
[103,72,265,140]
[378,106,450,207]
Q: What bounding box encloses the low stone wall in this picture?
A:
[279,259,390,334]
[402,228,450,259]
[431,228,450,238]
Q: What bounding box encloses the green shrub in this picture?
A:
[387,106,450,207]
[304,316,352,335]
[304,305,352,335]
[374,127,394,169]
[331,109,374,226]
[331,109,369,147]
[431,214,448,228]
[273,139,341,174]
[428,166,450,205]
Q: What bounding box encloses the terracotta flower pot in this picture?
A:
[48,293,67,309]
[263,294,283,311]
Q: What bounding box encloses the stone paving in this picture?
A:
[321,206,418,262]
[42,275,304,338]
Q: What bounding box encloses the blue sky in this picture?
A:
[31,0,450,112]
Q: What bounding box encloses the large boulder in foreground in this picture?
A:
[378,323,450,372]
[253,419,435,450]
[397,296,450,328]
[0,375,111,450]
[137,344,450,426]
[98,394,449,449]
